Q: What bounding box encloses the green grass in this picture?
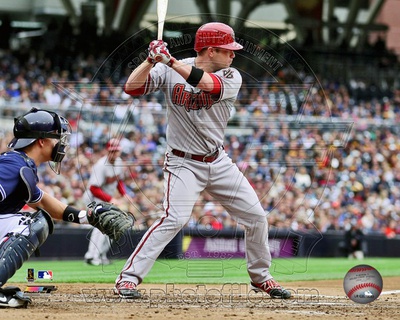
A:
[8,257,400,284]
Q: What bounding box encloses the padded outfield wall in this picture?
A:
[36,226,400,259]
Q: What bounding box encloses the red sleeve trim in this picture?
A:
[208,74,222,95]
[117,180,127,196]
[124,84,145,96]
[123,74,151,96]
[89,185,112,202]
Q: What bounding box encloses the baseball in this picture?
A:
[343,264,383,304]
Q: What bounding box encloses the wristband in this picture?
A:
[186,66,204,87]
[168,57,176,68]
[63,206,87,224]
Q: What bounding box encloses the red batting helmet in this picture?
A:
[194,22,243,52]
[106,138,121,151]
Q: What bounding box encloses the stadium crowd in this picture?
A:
[1,46,400,239]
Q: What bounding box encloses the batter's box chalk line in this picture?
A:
[380,290,400,295]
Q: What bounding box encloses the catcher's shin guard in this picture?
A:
[0,209,53,286]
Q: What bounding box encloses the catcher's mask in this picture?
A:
[8,107,71,174]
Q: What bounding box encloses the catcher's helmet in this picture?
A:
[8,108,70,150]
[194,22,243,52]
[106,138,121,152]
[8,108,71,174]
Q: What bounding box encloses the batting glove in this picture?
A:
[149,40,163,50]
[147,40,175,67]
[147,40,163,63]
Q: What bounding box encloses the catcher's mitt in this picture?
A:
[86,202,134,241]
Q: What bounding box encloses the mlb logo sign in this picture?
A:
[38,270,53,280]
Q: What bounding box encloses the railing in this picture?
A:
[1,103,399,136]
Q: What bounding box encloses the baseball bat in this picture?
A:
[154,0,169,62]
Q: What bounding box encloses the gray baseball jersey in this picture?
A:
[138,58,240,154]
[87,155,124,201]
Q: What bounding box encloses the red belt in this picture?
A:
[171,148,220,163]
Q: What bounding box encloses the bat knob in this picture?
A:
[154,55,163,62]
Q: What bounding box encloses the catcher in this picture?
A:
[0,108,134,308]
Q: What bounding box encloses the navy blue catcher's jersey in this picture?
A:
[0,151,43,214]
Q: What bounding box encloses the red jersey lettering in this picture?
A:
[172,84,215,112]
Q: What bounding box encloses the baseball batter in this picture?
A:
[114,22,291,299]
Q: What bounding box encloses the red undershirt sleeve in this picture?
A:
[207,73,222,95]
[117,180,127,196]
[89,185,112,202]
[123,74,151,96]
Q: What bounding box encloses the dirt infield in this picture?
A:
[4,277,400,319]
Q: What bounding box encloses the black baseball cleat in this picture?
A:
[0,287,32,308]
[114,281,142,299]
[251,279,291,299]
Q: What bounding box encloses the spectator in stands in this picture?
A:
[383,220,398,239]
[294,166,312,190]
